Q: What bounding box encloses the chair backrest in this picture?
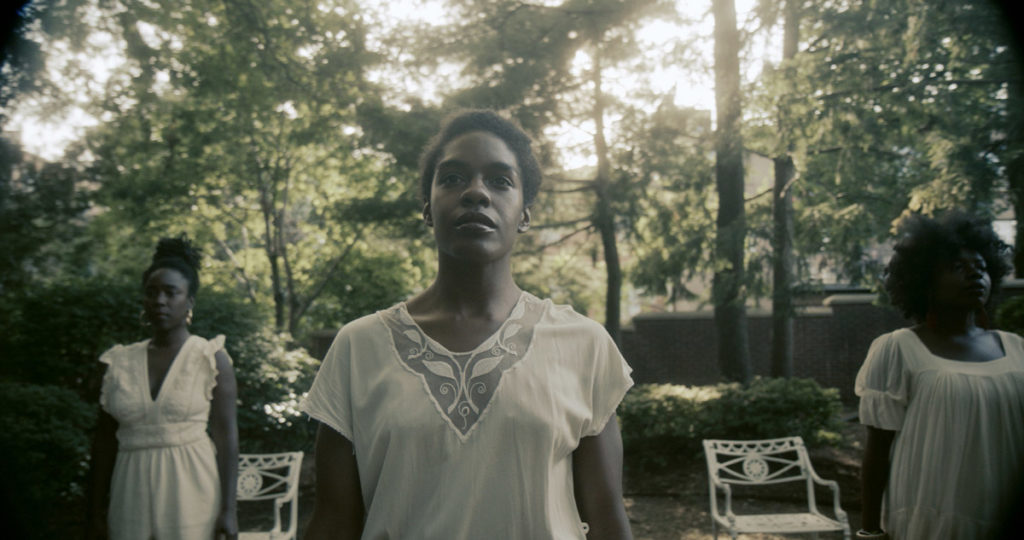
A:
[703,436,811,486]
[237,452,304,538]
[238,452,304,501]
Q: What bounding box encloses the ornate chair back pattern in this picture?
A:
[705,437,809,486]
[237,451,304,540]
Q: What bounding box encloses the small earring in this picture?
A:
[139,310,151,327]
[186,308,193,326]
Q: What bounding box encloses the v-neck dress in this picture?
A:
[98,334,226,540]
[855,328,1024,539]
[300,292,634,539]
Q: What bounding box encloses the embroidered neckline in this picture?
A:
[382,293,544,441]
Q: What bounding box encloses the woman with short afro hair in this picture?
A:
[856,212,1024,539]
[301,109,634,539]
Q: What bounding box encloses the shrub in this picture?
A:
[700,377,844,446]
[0,383,96,538]
[995,295,1024,335]
[229,328,319,453]
[618,383,727,468]
[618,378,844,471]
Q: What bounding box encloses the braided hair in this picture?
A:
[141,233,202,298]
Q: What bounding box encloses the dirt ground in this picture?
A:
[242,422,864,539]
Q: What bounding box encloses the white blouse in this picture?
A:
[856,328,1024,539]
[301,292,633,539]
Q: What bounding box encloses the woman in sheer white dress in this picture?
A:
[856,213,1024,539]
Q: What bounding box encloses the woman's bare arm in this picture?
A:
[304,423,365,540]
[860,426,896,532]
[572,418,633,540]
[209,349,239,539]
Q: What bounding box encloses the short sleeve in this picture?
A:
[855,332,910,431]
[581,328,634,438]
[299,328,354,441]
[202,334,227,400]
[97,345,122,413]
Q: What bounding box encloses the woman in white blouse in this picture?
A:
[301,110,634,539]
[856,212,1024,539]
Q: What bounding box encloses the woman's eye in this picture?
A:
[491,175,513,187]
[439,173,463,185]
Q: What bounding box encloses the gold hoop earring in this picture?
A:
[139,310,151,327]
[186,308,193,326]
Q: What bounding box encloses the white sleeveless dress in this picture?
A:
[99,334,226,540]
[856,328,1024,539]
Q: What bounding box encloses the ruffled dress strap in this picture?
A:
[98,343,129,413]
[201,334,227,400]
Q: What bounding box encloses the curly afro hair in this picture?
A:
[418,109,542,208]
[884,212,1012,322]
[141,233,202,298]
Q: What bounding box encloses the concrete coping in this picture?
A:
[632,305,834,321]
[823,293,880,306]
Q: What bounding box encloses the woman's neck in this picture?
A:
[150,325,191,348]
[923,306,980,337]
[413,255,521,318]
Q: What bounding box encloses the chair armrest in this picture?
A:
[811,476,846,519]
[719,482,736,524]
[707,477,736,524]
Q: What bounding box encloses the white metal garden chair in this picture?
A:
[702,437,851,539]
[237,451,304,540]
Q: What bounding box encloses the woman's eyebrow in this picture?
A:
[436,159,518,175]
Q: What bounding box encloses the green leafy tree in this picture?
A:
[77,0,422,335]
[754,0,1018,285]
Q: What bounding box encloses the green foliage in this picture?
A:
[618,378,843,470]
[618,383,725,469]
[995,295,1024,335]
[228,329,320,453]
[750,0,1016,286]
[0,382,96,538]
[0,276,143,399]
[0,138,90,293]
[701,377,844,445]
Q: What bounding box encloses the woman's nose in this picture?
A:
[460,175,491,206]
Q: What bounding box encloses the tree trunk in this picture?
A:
[591,40,622,344]
[712,0,751,383]
[771,0,799,378]
[1008,76,1024,276]
[771,156,795,377]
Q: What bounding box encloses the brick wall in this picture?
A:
[622,279,1024,403]
[306,281,1024,404]
[622,295,910,403]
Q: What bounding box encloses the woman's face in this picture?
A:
[930,247,991,312]
[426,131,530,263]
[142,267,193,331]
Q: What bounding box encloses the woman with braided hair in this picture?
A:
[87,234,239,540]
